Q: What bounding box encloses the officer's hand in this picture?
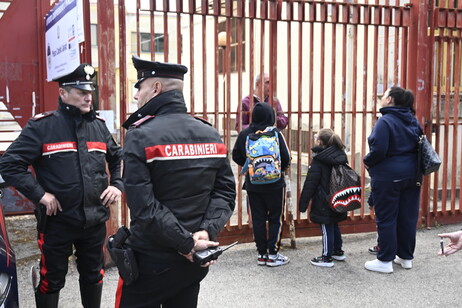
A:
[193,239,219,252]
[39,192,62,216]
[193,230,210,242]
[100,186,122,207]
[180,239,219,267]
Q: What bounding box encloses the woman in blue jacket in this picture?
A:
[364,87,422,273]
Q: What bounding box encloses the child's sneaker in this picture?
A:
[310,256,334,267]
[332,250,346,261]
[257,254,268,266]
[266,252,289,267]
[368,245,380,255]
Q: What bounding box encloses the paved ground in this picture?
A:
[7,215,462,308]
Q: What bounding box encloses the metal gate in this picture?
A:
[116,0,428,244]
[2,0,462,244]
[428,0,462,227]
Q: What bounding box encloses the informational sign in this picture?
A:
[97,110,116,134]
[45,0,84,81]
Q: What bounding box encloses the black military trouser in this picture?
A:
[115,251,208,308]
[36,219,106,294]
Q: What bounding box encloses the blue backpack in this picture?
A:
[242,127,282,184]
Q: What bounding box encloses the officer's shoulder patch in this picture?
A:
[96,115,106,122]
[32,111,55,121]
[131,115,155,128]
[193,116,212,126]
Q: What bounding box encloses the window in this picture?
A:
[131,32,164,53]
[218,19,246,73]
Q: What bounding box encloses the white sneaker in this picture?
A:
[394,256,412,269]
[365,259,393,273]
[266,252,289,267]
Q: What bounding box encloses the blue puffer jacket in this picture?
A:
[363,106,421,181]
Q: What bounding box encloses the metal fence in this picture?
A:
[3,0,461,245]
[112,0,451,244]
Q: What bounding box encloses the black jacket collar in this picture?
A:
[123,90,187,129]
[58,98,96,121]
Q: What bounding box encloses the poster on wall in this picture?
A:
[45,0,84,81]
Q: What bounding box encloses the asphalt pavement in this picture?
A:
[8,215,462,308]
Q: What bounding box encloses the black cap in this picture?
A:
[53,63,96,91]
[132,55,188,88]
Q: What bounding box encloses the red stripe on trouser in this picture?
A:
[114,277,125,308]
[98,268,105,284]
[37,233,50,293]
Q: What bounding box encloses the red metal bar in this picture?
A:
[456,42,462,214]
[341,8,347,147]
[350,24,358,170]
[441,37,452,213]
[214,15,219,129]
[372,1,379,125]
[37,0,54,116]
[258,18,265,101]
[433,37,443,216]
[136,0,140,55]
[360,19,369,219]
[97,0,116,111]
[319,1,326,129]
[118,0,128,226]
[150,8,156,60]
[296,0,304,220]
[451,37,460,214]
[331,5,338,130]
[82,0,92,64]
[225,14,232,153]
[188,10,194,113]
[162,1,169,61]
[248,0,255,134]
[176,0,182,63]
[286,0,293,174]
[393,26,400,85]
[409,0,436,226]
[401,26,409,88]
[383,25,389,93]
[201,14,207,120]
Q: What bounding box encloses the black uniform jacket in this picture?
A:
[0,99,123,227]
[123,90,236,258]
[299,145,348,224]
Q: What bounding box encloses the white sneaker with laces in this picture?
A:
[266,252,289,267]
[365,259,393,273]
[394,256,412,269]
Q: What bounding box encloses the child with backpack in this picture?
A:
[299,128,349,267]
[232,102,291,267]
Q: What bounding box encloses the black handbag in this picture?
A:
[417,134,441,178]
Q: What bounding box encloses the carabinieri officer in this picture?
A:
[115,56,236,307]
[0,63,123,308]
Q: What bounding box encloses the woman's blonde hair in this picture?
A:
[317,128,345,150]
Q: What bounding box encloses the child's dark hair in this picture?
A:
[388,86,416,114]
[317,128,345,150]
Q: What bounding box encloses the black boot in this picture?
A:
[80,282,103,308]
[35,291,59,308]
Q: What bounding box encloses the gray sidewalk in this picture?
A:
[9,215,462,308]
